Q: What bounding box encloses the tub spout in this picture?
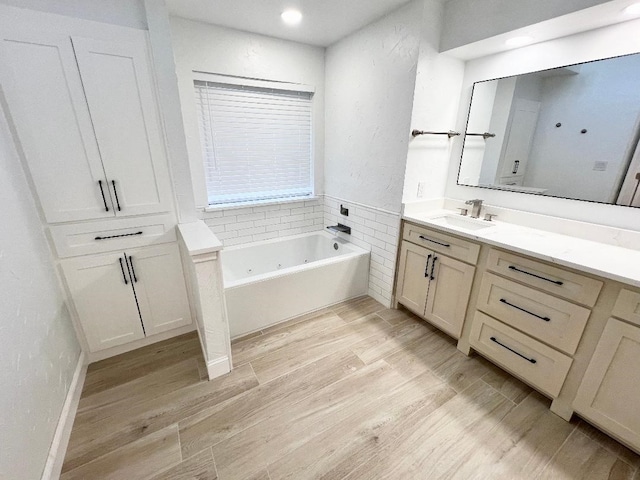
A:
[327,224,351,235]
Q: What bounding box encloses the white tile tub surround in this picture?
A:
[200,198,325,247]
[323,195,401,308]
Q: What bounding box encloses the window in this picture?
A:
[194,74,314,206]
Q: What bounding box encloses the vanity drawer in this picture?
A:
[50,214,177,258]
[470,311,573,398]
[477,273,590,355]
[486,249,602,307]
[612,289,640,327]
[403,222,480,265]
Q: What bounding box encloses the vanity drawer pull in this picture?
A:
[95,231,143,241]
[490,336,537,364]
[418,235,450,248]
[508,265,563,285]
[499,298,551,322]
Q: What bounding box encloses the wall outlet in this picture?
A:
[417,182,426,198]
[593,161,608,171]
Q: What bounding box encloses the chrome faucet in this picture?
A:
[465,199,483,218]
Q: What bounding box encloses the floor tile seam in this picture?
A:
[63,423,181,478]
[256,363,415,479]
[78,357,202,415]
[576,418,640,469]
[532,424,580,480]
[231,315,351,366]
[477,377,521,407]
[180,349,371,453]
[211,446,220,480]
[176,370,265,433]
[251,320,398,384]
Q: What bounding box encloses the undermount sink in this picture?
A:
[427,214,496,231]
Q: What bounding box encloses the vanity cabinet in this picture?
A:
[61,243,192,352]
[573,289,640,451]
[469,247,601,398]
[0,28,173,223]
[396,223,476,338]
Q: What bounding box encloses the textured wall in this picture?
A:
[324,0,422,213]
[440,0,611,52]
[0,108,81,479]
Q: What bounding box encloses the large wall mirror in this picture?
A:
[457,53,640,207]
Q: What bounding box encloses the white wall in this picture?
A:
[325,0,423,213]
[170,17,326,209]
[0,0,147,29]
[402,0,465,204]
[0,108,81,479]
[523,55,640,202]
[440,0,611,52]
[445,18,640,231]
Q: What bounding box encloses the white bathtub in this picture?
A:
[222,231,370,338]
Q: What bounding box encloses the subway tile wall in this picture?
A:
[323,195,400,308]
[200,198,325,246]
[201,195,401,308]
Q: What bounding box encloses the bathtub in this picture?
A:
[222,231,370,338]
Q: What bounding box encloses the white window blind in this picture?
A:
[194,79,313,205]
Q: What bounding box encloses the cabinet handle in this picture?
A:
[95,231,143,241]
[418,235,450,248]
[508,265,563,285]
[499,298,551,322]
[112,180,122,211]
[430,256,437,280]
[424,254,432,278]
[127,255,138,283]
[98,180,109,212]
[490,336,537,364]
[118,257,129,285]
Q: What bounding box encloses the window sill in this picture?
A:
[203,195,320,212]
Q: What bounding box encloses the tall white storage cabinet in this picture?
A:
[0,11,193,359]
[0,30,173,223]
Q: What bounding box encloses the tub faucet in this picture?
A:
[327,224,351,235]
[465,199,483,218]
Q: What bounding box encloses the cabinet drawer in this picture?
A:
[486,249,602,307]
[403,222,480,265]
[612,289,640,327]
[50,214,176,258]
[470,311,573,398]
[477,273,590,355]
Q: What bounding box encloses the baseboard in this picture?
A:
[206,355,232,380]
[41,351,87,480]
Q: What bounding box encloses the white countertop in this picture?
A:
[403,210,640,288]
[177,220,223,256]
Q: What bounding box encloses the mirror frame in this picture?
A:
[456,52,640,209]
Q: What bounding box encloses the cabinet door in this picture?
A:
[72,35,173,217]
[573,318,640,451]
[424,253,475,338]
[0,30,113,222]
[62,252,144,352]
[127,244,192,337]
[396,241,431,316]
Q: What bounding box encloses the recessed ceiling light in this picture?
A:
[281,9,302,25]
[623,2,640,14]
[505,35,534,47]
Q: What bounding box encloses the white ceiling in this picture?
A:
[166,0,415,47]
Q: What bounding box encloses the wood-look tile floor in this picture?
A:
[62,296,640,480]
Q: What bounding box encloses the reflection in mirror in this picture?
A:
[457,53,640,207]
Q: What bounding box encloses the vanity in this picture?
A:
[394,207,640,454]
